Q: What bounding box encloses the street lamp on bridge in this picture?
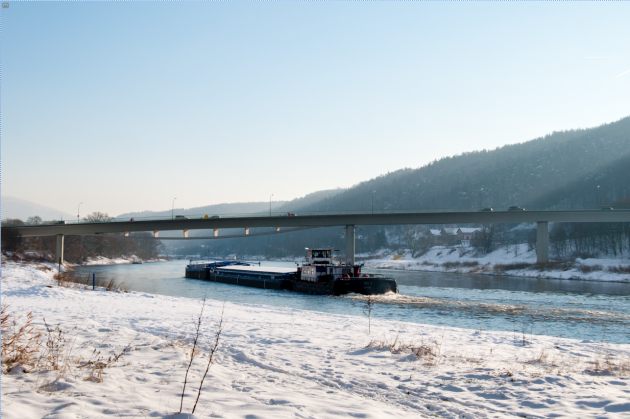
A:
[172,198,177,220]
[270,194,273,216]
[372,191,376,214]
[77,202,83,224]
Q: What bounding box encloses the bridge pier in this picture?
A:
[56,234,64,264]
[213,228,218,237]
[536,221,549,263]
[345,225,355,265]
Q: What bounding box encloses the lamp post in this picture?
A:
[270,194,273,216]
[372,191,376,214]
[77,202,83,224]
[597,185,600,206]
[172,198,177,220]
[479,188,484,208]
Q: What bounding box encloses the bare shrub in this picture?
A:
[81,341,132,383]
[177,299,226,415]
[192,304,225,414]
[38,319,79,377]
[180,298,206,413]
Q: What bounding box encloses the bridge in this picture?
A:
[6,210,630,265]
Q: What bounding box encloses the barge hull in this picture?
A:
[185,267,398,295]
[291,278,398,296]
[196,271,285,290]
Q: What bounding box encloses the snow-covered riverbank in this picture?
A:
[77,255,169,266]
[361,244,630,283]
[2,261,630,418]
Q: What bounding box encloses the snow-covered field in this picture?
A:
[362,244,630,283]
[2,261,630,418]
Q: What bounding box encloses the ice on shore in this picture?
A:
[2,261,630,418]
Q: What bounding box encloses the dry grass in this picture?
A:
[53,272,89,290]
[441,261,479,270]
[577,264,603,273]
[2,303,133,389]
[493,262,532,272]
[52,271,128,292]
[608,265,630,274]
[366,330,444,368]
[1,303,42,373]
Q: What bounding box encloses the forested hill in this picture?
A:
[288,116,630,213]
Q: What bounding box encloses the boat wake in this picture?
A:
[344,292,630,324]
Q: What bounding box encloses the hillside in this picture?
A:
[295,116,630,213]
[167,116,630,258]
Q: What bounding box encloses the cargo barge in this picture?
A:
[185,248,397,296]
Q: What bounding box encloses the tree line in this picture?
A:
[1,212,164,263]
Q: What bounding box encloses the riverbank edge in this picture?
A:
[74,255,169,267]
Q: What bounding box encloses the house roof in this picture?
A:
[458,228,481,234]
[428,229,441,235]
[442,228,458,235]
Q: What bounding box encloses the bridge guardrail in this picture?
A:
[4,206,629,228]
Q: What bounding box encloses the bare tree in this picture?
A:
[26,216,42,225]
[83,212,113,223]
[402,226,425,258]
[473,224,496,254]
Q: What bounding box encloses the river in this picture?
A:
[75,260,630,344]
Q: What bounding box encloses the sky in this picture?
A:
[2,1,629,217]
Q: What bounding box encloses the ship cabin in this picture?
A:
[305,248,334,264]
[301,248,361,283]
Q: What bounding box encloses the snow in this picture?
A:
[215,265,297,274]
[363,245,630,283]
[80,255,168,266]
[2,261,630,418]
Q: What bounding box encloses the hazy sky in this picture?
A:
[2,2,629,217]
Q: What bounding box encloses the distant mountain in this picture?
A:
[115,188,347,220]
[1,196,74,221]
[116,201,288,220]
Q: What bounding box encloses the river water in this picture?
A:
[75,260,630,344]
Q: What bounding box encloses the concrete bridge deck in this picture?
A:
[5,210,629,265]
